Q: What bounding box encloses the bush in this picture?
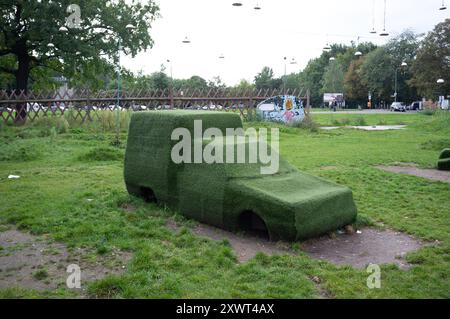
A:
[353,117,367,126]
[0,142,41,162]
[33,116,70,134]
[420,139,450,151]
[332,118,351,126]
[290,113,319,132]
[421,100,439,115]
[78,146,123,162]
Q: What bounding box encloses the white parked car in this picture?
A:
[390,102,406,112]
[0,106,13,112]
[26,102,46,112]
[131,104,148,111]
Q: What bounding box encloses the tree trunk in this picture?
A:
[14,54,30,124]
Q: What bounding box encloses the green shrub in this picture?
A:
[0,142,41,162]
[290,113,318,132]
[332,118,351,126]
[421,108,436,116]
[33,116,70,134]
[353,117,367,126]
[420,139,450,151]
[78,146,123,162]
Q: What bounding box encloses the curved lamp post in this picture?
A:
[182,36,191,44]
[394,61,408,102]
[380,0,389,36]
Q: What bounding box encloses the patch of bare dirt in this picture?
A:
[376,164,450,183]
[167,221,425,269]
[193,224,291,263]
[168,220,290,263]
[0,229,132,294]
[301,228,424,269]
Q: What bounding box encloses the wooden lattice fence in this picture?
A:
[0,88,309,123]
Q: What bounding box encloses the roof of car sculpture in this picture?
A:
[124,111,357,240]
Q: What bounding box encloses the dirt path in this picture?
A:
[168,221,425,268]
[377,165,450,183]
[0,229,131,294]
[301,228,424,269]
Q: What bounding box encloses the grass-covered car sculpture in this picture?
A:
[124,111,357,240]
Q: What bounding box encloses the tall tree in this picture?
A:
[321,61,345,94]
[410,19,450,99]
[385,30,421,102]
[254,66,275,90]
[359,47,394,102]
[344,58,368,105]
[0,0,159,122]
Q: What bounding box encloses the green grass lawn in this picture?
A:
[310,112,421,126]
[0,111,449,298]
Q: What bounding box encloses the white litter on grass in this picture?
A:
[8,175,20,179]
[356,230,362,234]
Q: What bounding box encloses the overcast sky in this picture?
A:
[121,0,449,85]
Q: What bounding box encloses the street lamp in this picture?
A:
[394,61,407,102]
[370,0,377,34]
[182,36,191,44]
[59,26,68,32]
[437,79,445,84]
[354,37,363,56]
[329,57,335,61]
[380,0,389,36]
[254,2,261,10]
[439,1,447,10]
[232,2,243,6]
